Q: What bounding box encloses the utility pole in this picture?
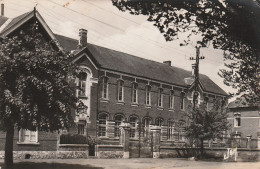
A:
[190,46,205,107]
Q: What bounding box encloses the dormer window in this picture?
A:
[158,88,163,107]
[78,72,87,96]
[117,80,124,102]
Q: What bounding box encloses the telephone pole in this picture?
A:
[190,46,205,107]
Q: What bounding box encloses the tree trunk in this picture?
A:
[200,138,204,157]
[4,125,14,169]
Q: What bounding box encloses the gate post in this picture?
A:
[151,126,161,158]
[119,122,131,158]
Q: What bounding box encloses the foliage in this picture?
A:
[112,0,260,102]
[184,99,230,155]
[0,22,78,132]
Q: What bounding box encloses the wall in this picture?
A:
[228,107,260,139]
[0,130,58,152]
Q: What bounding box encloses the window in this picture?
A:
[180,92,185,110]
[145,85,151,106]
[98,113,108,137]
[78,124,85,135]
[132,83,138,104]
[102,77,108,99]
[234,113,241,127]
[117,80,124,102]
[204,97,209,111]
[177,120,186,141]
[78,72,87,96]
[158,88,163,107]
[19,129,38,143]
[155,118,164,126]
[169,90,174,109]
[143,117,152,136]
[191,91,200,106]
[114,114,124,137]
[129,116,138,138]
[167,121,175,140]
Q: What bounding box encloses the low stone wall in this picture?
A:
[0,144,89,159]
[96,145,123,158]
[205,148,260,162]
[159,147,260,162]
[0,151,88,159]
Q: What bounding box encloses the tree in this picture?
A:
[184,99,230,157]
[0,22,78,169]
[112,0,260,102]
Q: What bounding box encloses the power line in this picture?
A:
[45,0,195,57]
[38,5,168,61]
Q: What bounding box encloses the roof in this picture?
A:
[55,34,227,96]
[0,11,32,35]
[0,16,8,27]
[0,9,227,96]
[228,97,259,108]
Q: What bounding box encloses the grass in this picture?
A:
[0,162,104,169]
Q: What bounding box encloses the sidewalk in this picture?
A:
[1,158,260,169]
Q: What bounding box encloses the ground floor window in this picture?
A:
[114,114,124,137]
[19,129,38,143]
[98,113,108,137]
[129,116,138,138]
[143,117,152,137]
[167,121,175,140]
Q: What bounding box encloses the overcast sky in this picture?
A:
[2,0,237,97]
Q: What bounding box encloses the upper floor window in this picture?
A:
[180,92,185,110]
[78,124,85,135]
[145,85,151,106]
[169,90,174,109]
[234,113,241,127]
[102,77,109,99]
[132,83,138,104]
[158,88,163,107]
[78,72,87,96]
[114,114,124,137]
[129,116,138,138]
[204,97,209,111]
[117,80,124,102]
[98,113,108,137]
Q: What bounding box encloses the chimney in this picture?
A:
[163,60,171,66]
[1,4,4,16]
[78,29,88,49]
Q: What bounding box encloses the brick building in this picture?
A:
[227,97,260,148]
[0,8,228,158]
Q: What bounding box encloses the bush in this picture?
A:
[60,134,88,144]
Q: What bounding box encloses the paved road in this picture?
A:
[1,158,259,169]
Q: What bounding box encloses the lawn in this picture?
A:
[0,162,104,169]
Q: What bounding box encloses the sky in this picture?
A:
[1,0,237,98]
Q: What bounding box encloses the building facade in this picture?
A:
[227,97,260,148]
[0,7,228,158]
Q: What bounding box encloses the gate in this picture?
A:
[89,143,95,156]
